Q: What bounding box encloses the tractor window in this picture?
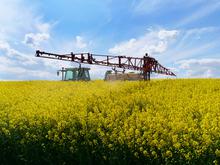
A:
[85,71,89,79]
[65,70,74,80]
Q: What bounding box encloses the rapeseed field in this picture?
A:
[0,79,220,164]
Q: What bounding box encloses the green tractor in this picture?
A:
[57,67,90,81]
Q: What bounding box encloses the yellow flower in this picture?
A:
[165,150,172,158]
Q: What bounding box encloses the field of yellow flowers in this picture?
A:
[0,79,220,164]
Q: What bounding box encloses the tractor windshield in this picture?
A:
[65,70,78,80]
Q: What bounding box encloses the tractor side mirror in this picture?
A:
[57,71,60,76]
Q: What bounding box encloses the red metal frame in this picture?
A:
[35,50,176,80]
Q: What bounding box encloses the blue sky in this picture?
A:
[0,0,220,80]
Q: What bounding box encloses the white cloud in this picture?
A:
[36,22,51,33]
[89,65,110,80]
[177,1,220,27]
[24,32,50,48]
[159,26,220,65]
[0,40,21,57]
[0,0,39,40]
[158,30,179,40]
[173,42,216,61]
[177,58,220,78]
[0,40,37,64]
[0,0,57,80]
[133,0,220,28]
[133,0,206,15]
[74,36,87,49]
[0,40,10,52]
[109,29,178,57]
[23,21,52,48]
[0,56,15,65]
[0,64,54,80]
[187,27,219,35]
[41,59,72,70]
[174,27,219,49]
[134,0,162,14]
[54,35,92,54]
[0,0,52,49]
[0,39,54,80]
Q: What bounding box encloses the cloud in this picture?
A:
[0,40,36,64]
[0,39,54,80]
[0,0,58,80]
[35,35,92,77]
[36,22,51,33]
[177,58,220,78]
[0,40,23,57]
[134,0,163,14]
[158,26,220,65]
[108,29,178,57]
[133,0,220,27]
[0,64,54,80]
[133,0,206,15]
[23,22,52,48]
[74,36,88,49]
[0,0,39,40]
[24,32,50,48]
[174,27,219,49]
[172,42,216,61]
[54,35,92,54]
[158,30,179,40]
[0,0,52,49]
[177,1,220,27]
[0,40,11,52]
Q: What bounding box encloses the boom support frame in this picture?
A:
[36,50,176,80]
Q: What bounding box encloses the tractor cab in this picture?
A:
[57,67,90,81]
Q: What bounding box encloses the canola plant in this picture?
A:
[0,79,220,164]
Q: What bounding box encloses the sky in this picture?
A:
[0,0,220,80]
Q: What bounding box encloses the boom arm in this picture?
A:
[35,50,176,80]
